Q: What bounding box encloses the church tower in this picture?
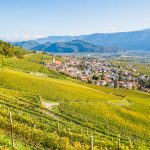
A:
[52,55,56,64]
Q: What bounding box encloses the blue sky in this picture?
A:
[0,0,150,41]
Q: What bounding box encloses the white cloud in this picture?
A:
[0,34,44,42]
[106,27,118,32]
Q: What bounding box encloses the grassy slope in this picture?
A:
[0,53,150,149]
[0,87,79,149]
[24,53,64,63]
[3,55,66,79]
[0,68,119,101]
[57,78,150,146]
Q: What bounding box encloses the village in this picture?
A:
[45,55,150,92]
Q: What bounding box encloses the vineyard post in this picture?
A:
[68,128,70,133]
[80,128,82,134]
[87,128,89,135]
[33,124,36,144]
[57,122,60,131]
[9,112,14,150]
[128,137,133,149]
[25,142,27,150]
[34,124,36,129]
[118,134,120,150]
[90,136,93,150]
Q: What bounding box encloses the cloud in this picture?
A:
[106,27,118,32]
[0,34,44,42]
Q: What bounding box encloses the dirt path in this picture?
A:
[41,101,59,120]
[41,101,59,110]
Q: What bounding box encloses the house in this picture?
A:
[54,60,61,65]
[98,80,107,86]
[80,76,91,82]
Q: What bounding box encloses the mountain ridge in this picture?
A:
[11,28,150,51]
[31,40,123,53]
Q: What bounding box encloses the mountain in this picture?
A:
[32,42,52,51]
[32,40,123,53]
[84,29,150,50]
[36,35,86,43]
[11,28,150,51]
[11,40,39,49]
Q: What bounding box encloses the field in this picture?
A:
[0,68,119,101]
[112,59,150,76]
[3,54,66,78]
[0,53,150,149]
[24,53,64,63]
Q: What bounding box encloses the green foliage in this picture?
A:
[92,74,100,80]
[114,79,118,88]
[24,53,64,63]
[3,57,65,79]
[0,53,150,149]
[0,55,4,67]
[113,60,150,76]
[0,69,118,101]
[0,40,29,58]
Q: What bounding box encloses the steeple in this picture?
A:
[52,55,55,64]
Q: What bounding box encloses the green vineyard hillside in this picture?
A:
[0,52,150,149]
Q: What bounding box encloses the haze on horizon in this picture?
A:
[0,0,150,41]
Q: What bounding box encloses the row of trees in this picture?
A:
[0,40,28,58]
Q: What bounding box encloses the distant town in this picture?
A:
[44,54,150,93]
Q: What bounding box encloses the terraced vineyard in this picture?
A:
[3,56,65,79]
[24,53,64,63]
[0,69,120,101]
[0,53,150,149]
[0,87,130,149]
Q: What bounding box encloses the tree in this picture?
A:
[101,71,105,80]
[0,54,4,67]
[92,75,99,81]
[114,79,118,88]
[0,40,28,58]
[118,75,123,81]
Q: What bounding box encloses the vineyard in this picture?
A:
[2,54,66,79]
[0,53,150,149]
[24,53,64,63]
[112,60,150,76]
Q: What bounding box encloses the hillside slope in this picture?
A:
[0,52,150,149]
[84,29,150,50]
[32,40,123,53]
[12,40,40,49]
[0,67,150,149]
[0,40,28,58]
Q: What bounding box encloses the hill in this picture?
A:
[0,40,28,58]
[31,42,52,51]
[0,67,150,149]
[32,40,123,53]
[0,46,150,149]
[12,40,40,49]
[36,35,86,43]
[84,29,150,50]
[12,28,150,51]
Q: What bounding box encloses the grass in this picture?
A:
[113,60,150,75]
[24,53,64,63]
[0,53,150,149]
[3,57,66,79]
[0,68,119,101]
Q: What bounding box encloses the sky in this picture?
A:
[0,0,150,41]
